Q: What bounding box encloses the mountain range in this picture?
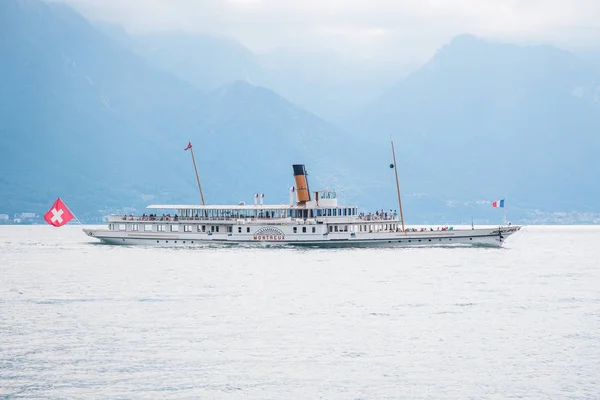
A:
[1,0,599,224]
[354,35,600,216]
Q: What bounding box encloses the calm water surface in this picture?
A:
[1,225,599,399]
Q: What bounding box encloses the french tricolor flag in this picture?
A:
[492,199,505,208]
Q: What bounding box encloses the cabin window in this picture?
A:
[171,225,179,232]
[131,224,139,231]
[118,224,126,231]
[344,225,348,232]
[238,227,242,233]
[329,226,333,232]
[211,226,215,232]
[202,225,206,232]
[302,227,306,233]
[216,226,220,233]
[246,227,250,233]
[327,209,332,216]
[312,227,316,233]
[293,227,297,233]
[158,225,166,232]
[334,226,338,232]
[343,209,347,216]
[227,226,232,233]
[144,224,152,232]
[184,225,192,232]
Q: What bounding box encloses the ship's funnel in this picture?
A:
[292,164,311,202]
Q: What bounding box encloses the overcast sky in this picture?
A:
[55,0,600,66]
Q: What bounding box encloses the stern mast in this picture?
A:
[391,139,405,232]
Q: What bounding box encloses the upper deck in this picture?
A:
[107,197,398,225]
[106,173,398,225]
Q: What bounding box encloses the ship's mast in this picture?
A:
[187,140,205,205]
[391,139,405,232]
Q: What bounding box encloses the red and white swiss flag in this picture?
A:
[44,198,74,227]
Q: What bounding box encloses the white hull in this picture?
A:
[83,226,521,248]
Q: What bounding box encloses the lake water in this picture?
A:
[1,225,599,399]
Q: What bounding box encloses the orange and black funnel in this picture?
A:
[292,164,311,202]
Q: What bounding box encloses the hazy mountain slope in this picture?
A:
[257,48,405,124]
[0,0,353,219]
[0,0,207,217]
[180,81,355,205]
[99,24,402,126]
[354,35,600,220]
[130,32,263,91]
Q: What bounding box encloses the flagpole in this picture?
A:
[63,200,83,225]
[390,139,405,232]
[188,142,205,205]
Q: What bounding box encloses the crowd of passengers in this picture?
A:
[123,213,267,221]
[358,210,398,221]
[368,226,454,233]
[123,213,183,221]
[403,226,454,232]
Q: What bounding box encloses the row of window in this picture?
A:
[359,224,396,232]
[292,226,317,233]
[316,208,357,217]
[111,223,250,233]
[286,208,358,219]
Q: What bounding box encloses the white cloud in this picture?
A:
[53,0,600,65]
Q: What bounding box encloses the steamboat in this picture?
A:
[84,155,521,247]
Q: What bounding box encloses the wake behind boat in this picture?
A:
[83,159,521,247]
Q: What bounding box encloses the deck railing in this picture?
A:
[108,213,397,223]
